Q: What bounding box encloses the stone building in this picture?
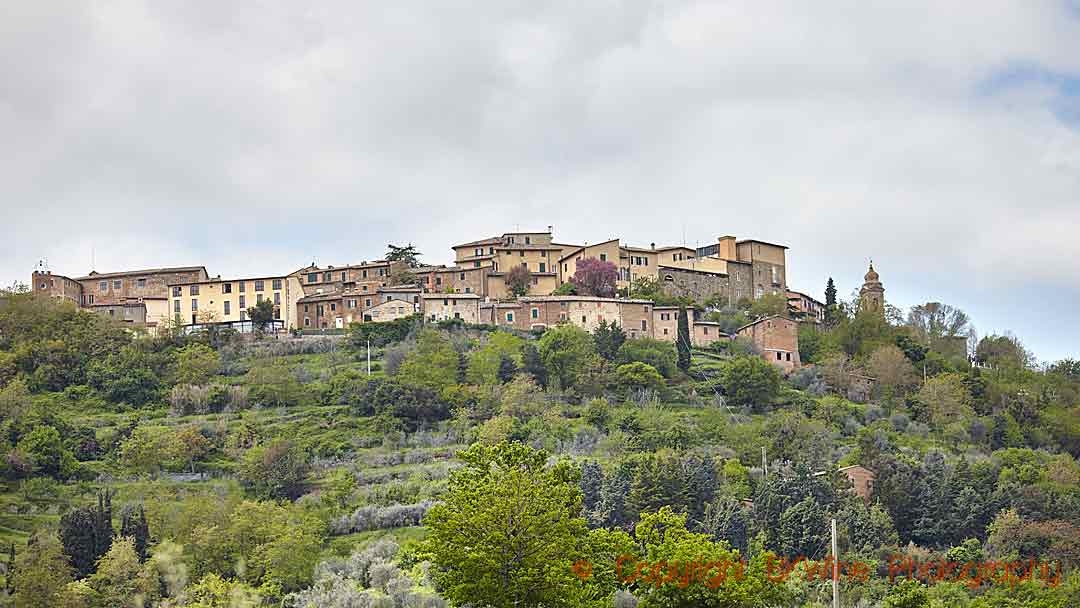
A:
[481,296,655,339]
[688,235,788,303]
[787,290,826,323]
[363,299,419,323]
[858,261,885,316]
[838,465,876,503]
[421,293,481,324]
[32,266,209,331]
[735,315,801,371]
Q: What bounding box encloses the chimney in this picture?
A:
[650,242,655,250]
[547,225,553,234]
[718,236,737,261]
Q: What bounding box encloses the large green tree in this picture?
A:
[397,329,459,392]
[11,531,74,608]
[422,442,586,608]
[537,324,597,390]
[676,305,691,372]
[719,356,781,411]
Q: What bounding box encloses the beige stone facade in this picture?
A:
[362,299,418,323]
[839,465,875,503]
[735,315,801,371]
[170,275,304,331]
[421,293,481,324]
[483,296,655,338]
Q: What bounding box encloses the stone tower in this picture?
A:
[859,261,885,316]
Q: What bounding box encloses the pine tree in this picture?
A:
[60,490,115,578]
[593,320,626,362]
[676,305,691,372]
[120,504,150,561]
[522,344,547,388]
[496,353,518,384]
[825,278,838,323]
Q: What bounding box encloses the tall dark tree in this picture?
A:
[824,277,838,324]
[676,305,691,372]
[386,243,422,268]
[5,542,14,593]
[59,490,114,578]
[120,504,150,561]
[521,343,547,388]
[496,353,518,384]
[592,320,626,362]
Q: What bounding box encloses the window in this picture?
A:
[112,280,121,289]
[240,311,247,321]
[474,261,481,268]
[454,312,461,319]
[257,294,263,304]
[88,294,94,304]
[464,287,471,293]
[304,318,310,327]
[239,295,246,308]
[274,292,280,305]
[703,327,709,335]
[172,286,182,297]
[273,278,282,290]
[239,282,245,292]
[460,272,465,280]
[254,280,264,291]
[525,236,531,244]
[323,272,332,282]
[776,352,782,361]
[304,304,309,313]
[100,281,108,290]
[599,253,607,261]
[436,277,442,286]
[190,285,200,295]
[308,273,318,283]
[223,283,232,293]
[786,352,792,361]
[330,302,336,311]
[539,262,546,273]
[581,316,586,323]
[508,236,515,244]
[224,301,231,315]
[378,268,385,276]
[641,320,647,331]
[519,250,525,257]
[663,328,669,335]
[506,312,514,322]
[137,278,146,288]
[531,308,539,319]
[365,298,372,307]
[174,300,180,313]
[362,269,368,278]
[339,272,345,282]
[475,248,482,256]
[362,285,368,292]
[191,299,198,311]
[274,307,281,320]
[443,299,449,306]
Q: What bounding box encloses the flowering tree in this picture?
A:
[505,264,531,298]
[571,257,618,297]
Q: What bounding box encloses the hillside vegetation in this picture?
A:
[0,292,1078,607]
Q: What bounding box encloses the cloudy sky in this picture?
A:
[3,2,1079,360]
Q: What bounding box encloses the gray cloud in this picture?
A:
[3,1,1079,359]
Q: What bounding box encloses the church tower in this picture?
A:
[859,261,885,316]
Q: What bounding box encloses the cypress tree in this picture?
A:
[120,504,150,561]
[676,305,691,371]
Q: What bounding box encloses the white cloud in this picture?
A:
[2,1,1079,358]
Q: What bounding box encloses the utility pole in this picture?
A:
[831,517,839,608]
[761,446,767,480]
[366,339,371,376]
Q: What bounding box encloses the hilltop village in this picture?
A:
[31,229,885,372]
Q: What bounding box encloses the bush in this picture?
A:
[169,383,249,416]
[329,501,436,535]
[719,356,781,411]
[239,439,310,500]
[616,338,678,378]
[614,362,665,395]
[342,378,450,430]
[350,315,422,349]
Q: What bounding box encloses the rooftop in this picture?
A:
[77,266,207,281]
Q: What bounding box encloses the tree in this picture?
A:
[17,425,76,479]
[571,258,618,297]
[86,536,148,607]
[748,293,790,319]
[917,373,974,430]
[504,264,531,298]
[467,331,524,385]
[825,278,837,308]
[867,344,918,399]
[676,305,691,372]
[616,337,677,378]
[614,362,664,394]
[551,282,577,296]
[719,356,781,411]
[593,320,627,362]
[521,343,548,388]
[397,329,460,392]
[422,442,586,608]
[120,504,150,561]
[239,439,310,500]
[386,243,422,267]
[60,490,114,578]
[776,496,830,559]
[537,324,597,390]
[173,343,221,385]
[12,531,73,608]
[246,298,276,333]
[906,302,972,345]
[976,333,1032,368]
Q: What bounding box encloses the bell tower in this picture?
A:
[859,260,885,316]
